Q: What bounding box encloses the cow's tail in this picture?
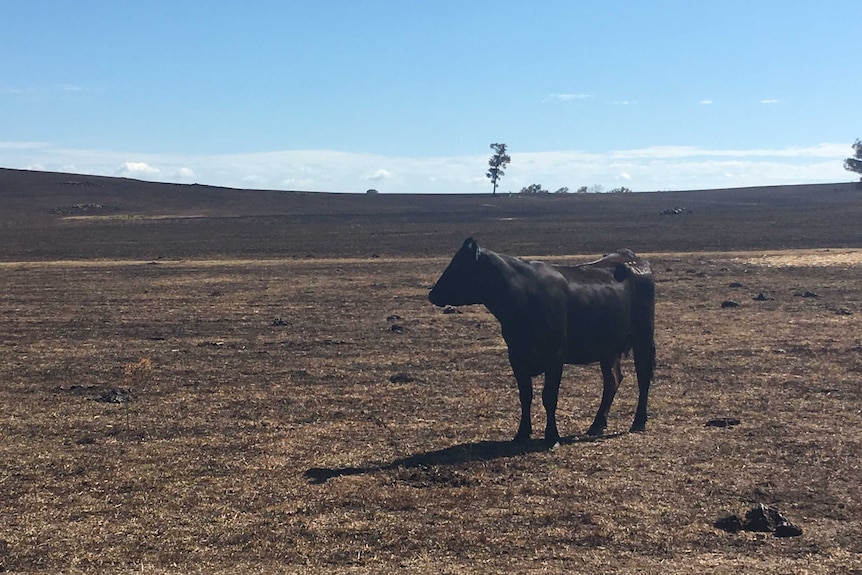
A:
[632,270,656,384]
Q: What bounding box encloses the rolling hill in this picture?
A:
[1,167,860,261]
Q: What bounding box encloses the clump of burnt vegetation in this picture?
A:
[50,202,122,216]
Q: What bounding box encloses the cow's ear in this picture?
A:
[464,237,480,260]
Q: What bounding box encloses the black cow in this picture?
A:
[428,238,655,445]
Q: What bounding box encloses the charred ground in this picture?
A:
[2,167,862,261]
[1,168,861,573]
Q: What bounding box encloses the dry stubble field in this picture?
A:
[1,170,861,573]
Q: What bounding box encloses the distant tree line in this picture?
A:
[517,184,570,195]
[517,183,631,195]
[485,141,635,195]
[487,138,862,198]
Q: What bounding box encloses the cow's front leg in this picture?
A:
[542,364,563,446]
[587,356,623,436]
[513,368,533,442]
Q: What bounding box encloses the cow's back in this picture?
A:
[555,250,654,363]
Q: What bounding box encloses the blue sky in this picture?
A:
[1,1,859,193]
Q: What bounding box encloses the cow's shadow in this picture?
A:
[304,432,624,484]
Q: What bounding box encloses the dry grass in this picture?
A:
[1,249,861,573]
[735,248,862,268]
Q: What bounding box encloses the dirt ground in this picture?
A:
[1,169,861,573]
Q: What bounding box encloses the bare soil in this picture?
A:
[1,168,861,573]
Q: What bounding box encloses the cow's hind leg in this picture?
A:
[541,364,563,446]
[630,341,655,433]
[513,368,533,442]
[587,356,623,436]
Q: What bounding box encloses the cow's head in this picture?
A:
[428,237,483,307]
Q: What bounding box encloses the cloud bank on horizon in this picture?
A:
[0,141,852,194]
[1,3,858,194]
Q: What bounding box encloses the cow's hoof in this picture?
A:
[513,432,531,443]
[586,425,605,437]
[629,423,646,433]
[544,434,560,448]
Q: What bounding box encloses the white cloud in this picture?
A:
[700,99,714,105]
[282,177,317,189]
[242,174,266,186]
[115,161,160,177]
[759,99,780,104]
[545,93,594,102]
[2,85,98,97]
[1,86,29,94]
[611,146,705,159]
[0,141,49,150]
[610,143,847,160]
[0,142,852,194]
[60,84,89,93]
[367,169,391,182]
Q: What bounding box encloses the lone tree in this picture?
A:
[844,139,862,182]
[486,143,511,196]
